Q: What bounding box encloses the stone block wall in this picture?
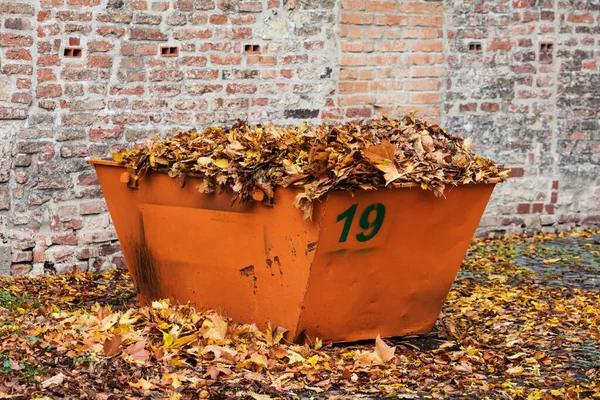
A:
[0,0,598,275]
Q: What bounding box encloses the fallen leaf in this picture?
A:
[204,314,228,341]
[125,340,150,362]
[374,335,395,363]
[103,334,122,357]
[41,373,65,389]
[506,365,524,375]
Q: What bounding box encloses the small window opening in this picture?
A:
[160,46,179,57]
[540,42,553,51]
[64,47,82,58]
[244,44,260,53]
[468,42,482,53]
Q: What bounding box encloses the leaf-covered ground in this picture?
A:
[0,231,599,399]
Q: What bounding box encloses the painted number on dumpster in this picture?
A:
[336,203,386,243]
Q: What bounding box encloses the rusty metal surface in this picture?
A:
[90,159,495,343]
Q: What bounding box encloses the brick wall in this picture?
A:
[444,0,600,235]
[0,0,598,275]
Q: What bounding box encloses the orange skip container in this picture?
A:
[90,159,497,343]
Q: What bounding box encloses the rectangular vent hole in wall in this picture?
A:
[468,42,482,53]
[540,42,553,51]
[244,44,260,53]
[160,46,179,57]
[64,47,82,58]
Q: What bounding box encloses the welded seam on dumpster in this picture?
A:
[293,195,330,342]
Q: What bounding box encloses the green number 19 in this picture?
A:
[336,203,386,243]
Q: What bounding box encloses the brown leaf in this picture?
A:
[453,361,473,374]
[125,340,150,362]
[374,335,395,363]
[363,140,403,185]
[103,334,122,357]
[204,366,232,380]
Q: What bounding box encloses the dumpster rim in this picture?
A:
[88,158,503,189]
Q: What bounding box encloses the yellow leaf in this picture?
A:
[314,338,323,350]
[249,353,268,368]
[214,158,229,169]
[112,151,124,163]
[306,355,319,367]
[163,332,174,348]
[162,373,182,389]
[119,310,138,325]
[172,333,198,348]
[543,258,561,264]
[128,378,153,390]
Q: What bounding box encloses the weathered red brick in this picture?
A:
[88,40,114,52]
[567,13,594,24]
[5,48,32,60]
[532,203,544,213]
[66,0,101,5]
[209,14,228,24]
[226,83,257,94]
[89,127,123,141]
[459,103,477,112]
[36,84,62,98]
[481,102,500,112]
[97,12,132,24]
[37,54,60,66]
[0,2,35,15]
[512,0,536,8]
[51,233,78,246]
[346,107,372,118]
[11,264,32,276]
[508,168,524,178]
[210,54,241,65]
[239,0,261,12]
[488,41,512,51]
[11,92,32,105]
[87,55,112,68]
[130,28,167,41]
[0,33,33,47]
[173,28,212,40]
[411,15,442,27]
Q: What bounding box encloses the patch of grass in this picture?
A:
[73,354,96,367]
[0,290,20,310]
[19,363,43,384]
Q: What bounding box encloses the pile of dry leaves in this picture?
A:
[1,230,598,399]
[112,114,508,218]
